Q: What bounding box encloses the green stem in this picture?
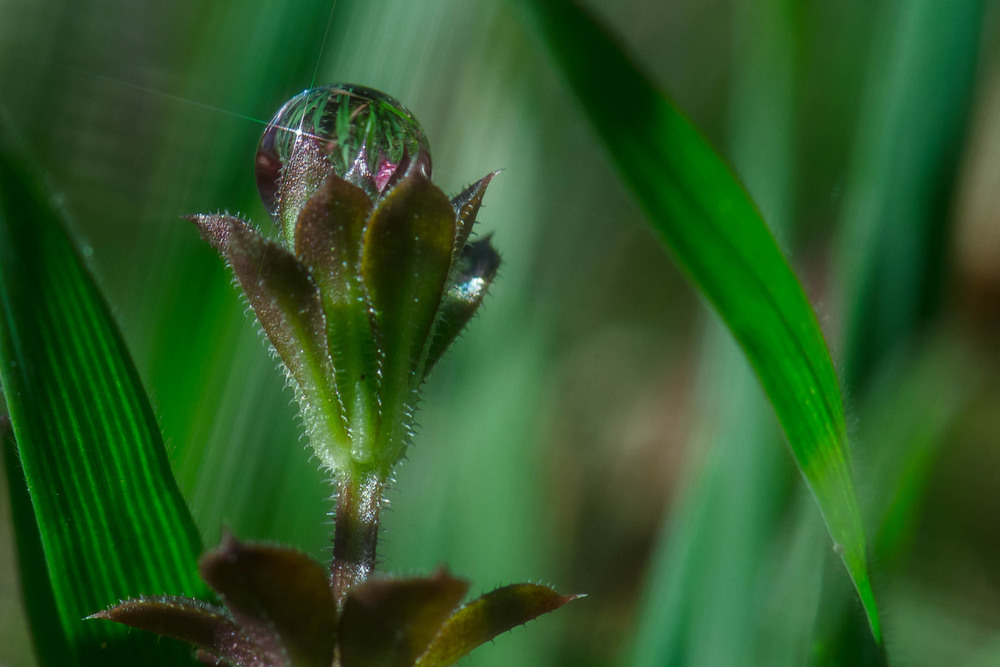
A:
[331,472,383,608]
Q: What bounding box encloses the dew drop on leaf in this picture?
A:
[255,84,430,214]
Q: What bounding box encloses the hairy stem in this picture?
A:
[331,473,383,608]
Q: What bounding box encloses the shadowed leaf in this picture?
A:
[188,214,350,471]
[424,238,501,377]
[89,597,260,666]
[339,570,470,667]
[518,0,880,642]
[199,535,337,667]
[416,583,578,666]
[361,170,456,470]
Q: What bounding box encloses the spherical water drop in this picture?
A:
[255,84,430,217]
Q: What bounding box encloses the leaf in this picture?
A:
[1,416,74,666]
[295,174,379,443]
[89,597,259,667]
[416,583,579,666]
[339,570,470,667]
[361,170,456,471]
[518,0,880,642]
[198,535,337,667]
[188,214,351,472]
[0,121,205,664]
[450,172,498,253]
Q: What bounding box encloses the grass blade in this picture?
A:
[518,0,880,641]
[0,125,205,664]
[1,416,73,666]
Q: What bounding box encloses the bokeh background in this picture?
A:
[1,0,999,664]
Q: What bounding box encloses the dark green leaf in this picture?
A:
[0,121,205,664]
[518,0,880,642]
[89,597,258,667]
[361,171,456,472]
[295,174,379,446]
[416,583,578,667]
[198,535,336,667]
[339,570,470,667]
[188,214,350,472]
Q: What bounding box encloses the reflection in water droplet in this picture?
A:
[453,276,487,303]
[255,84,430,215]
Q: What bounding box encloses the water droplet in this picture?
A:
[256,84,430,216]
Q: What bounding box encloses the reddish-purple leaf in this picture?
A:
[339,570,470,667]
[89,596,263,666]
[416,584,580,667]
[198,535,337,667]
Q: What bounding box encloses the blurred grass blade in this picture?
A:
[518,0,880,642]
[836,0,984,391]
[0,125,205,665]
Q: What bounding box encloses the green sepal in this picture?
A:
[361,169,456,471]
[338,570,470,667]
[416,583,580,666]
[188,213,350,472]
[295,174,379,447]
[198,535,337,667]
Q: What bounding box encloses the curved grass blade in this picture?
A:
[0,125,205,664]
[517,0,880,642]
[1,416,73,666]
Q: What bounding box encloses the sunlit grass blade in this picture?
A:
[0,126,205,665]
[630,0,798,662]
[518,0,880,642]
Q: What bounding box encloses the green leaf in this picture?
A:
[189,213,351,473]
[295,174,379,449]
[361,170,456,473]
[198,535,337,667]
[518,0,880,642]
[416,583,579,667]
[338,570,470,667]
[0,123,206,663]
[1,416,73,666]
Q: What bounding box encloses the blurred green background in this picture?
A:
[1,0,999,664]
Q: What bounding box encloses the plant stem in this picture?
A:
[331,472,383,608]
